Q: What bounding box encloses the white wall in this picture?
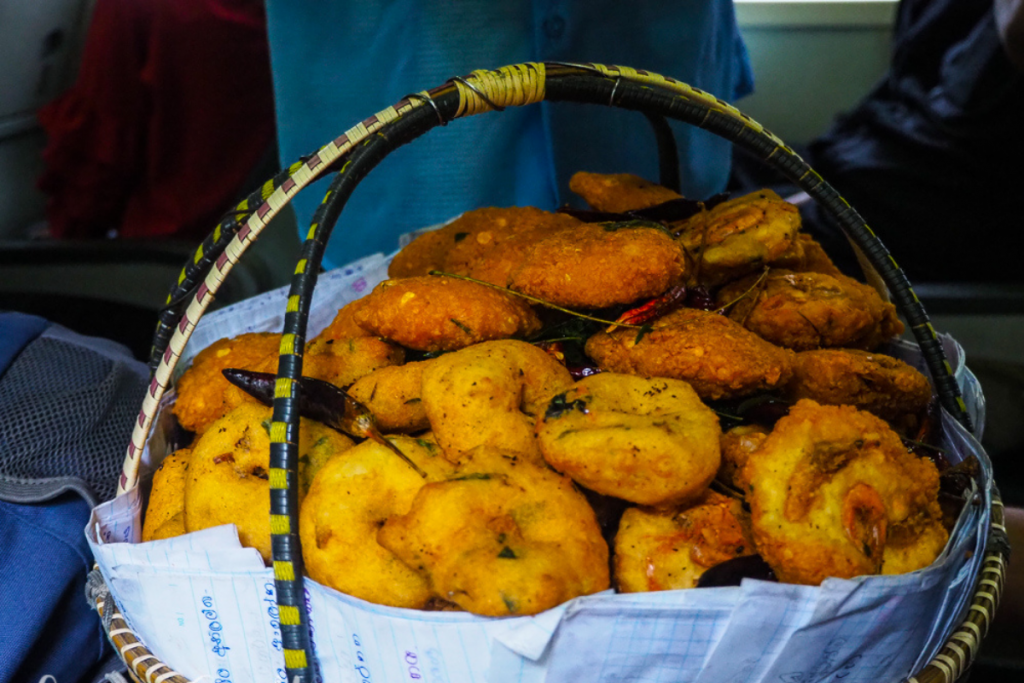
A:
[735,0,897,145]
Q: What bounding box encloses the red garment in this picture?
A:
[37,0,275,240]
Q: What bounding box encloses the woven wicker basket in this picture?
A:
[91,63,1008,683]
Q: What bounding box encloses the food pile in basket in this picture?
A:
[144,171,965,617]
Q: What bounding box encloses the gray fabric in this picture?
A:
[0,326,148,506]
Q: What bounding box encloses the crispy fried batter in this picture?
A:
[786,349,933,422]
[717,270,904,351]
[744,400,946,584]
[355,276,542,351]
[569,171,682,212]
[377,447,609,616]
[172,333,282,435]
[718,424,770,491]
[536,374,720,507]
[441,208,582,275]
[300,436,455,608]
[675,190,802,286]
[614,490,755,592]
[347,361,431,433]
[143,449,190,542]
[183,404,355,562]
[303,335,406,386]
[422,340,573,464]
[509,222,688,309]
[174,332,403,435]
[585,308,794,400]
[790,234,844,277]
[388,207,579,278]
[463,219,579,287]
[311,298,373,342]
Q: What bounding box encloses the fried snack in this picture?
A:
[174,332,403,435]
[614,490,755,592]
[184,403,355,562]
[378,446,609,616]
[785,349,933,423]
[508,222,688,309]
[142,449,191,542]
[300,436,455,608]
[718,270,904,351]
[569,171,682,212]
[422,340,573,464]
[536,373,720,507]
[347,361,431,433]
[303,335,406,386]
[718,424,770,491]
[388,207,579,278]
[585,307,794,400]
[674,190,802,286]
[354,276,542,352]
[440,208,582,276]
[744,400,946,585]
[463,219,580,287]
[310,298,373,342]
[790,233,844,277]
[172,332,281,434]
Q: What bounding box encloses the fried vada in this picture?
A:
[378,446,609,616]
[744,399,946,585]
[347,360,431,433]
[508,222,687,309]
[354,276,542,352]
[674,189,802,286]
[785,349,933,424]
[585,307,794,400]
[536,373,720,507]
[183,403,355,562]
[569,171,683,212]
[421,340,573,464]
[142,449,190,542]
[614,490,754,592]
[300,436,455,608]
[717,270,904,351]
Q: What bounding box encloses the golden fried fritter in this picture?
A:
[744,400,946,585]
[463,220,579,287]
[422,340,573,464]
[303,335,406,386]
[614,490,755,592]
[509,222,688,309]
[174,332,403,435]
[183,404,355,562]
[310,298,373,342]
[569,171,682,212]
[142,449,190,542]
[440,208,582,276]
[173,333,281,435]
[300,437,455,608]
[675,190,802,286]
[354,276,542,352]
[786,349,933,423]
[347,361,431,433]
[585,307,794,400]
[790,234,844,277]
[718,424,770,491]
[388,207,579,278]
[377,447,609,616]
[536,374,720,507]
[717,270,904,351]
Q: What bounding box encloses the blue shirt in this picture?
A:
[266,1,753,268]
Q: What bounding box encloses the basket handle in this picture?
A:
[122,63,978,683]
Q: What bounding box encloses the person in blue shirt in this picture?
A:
[265,0,753,268]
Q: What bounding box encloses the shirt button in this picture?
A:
[544,14,565,40]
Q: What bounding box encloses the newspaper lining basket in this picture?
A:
[94,63,1008,683]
